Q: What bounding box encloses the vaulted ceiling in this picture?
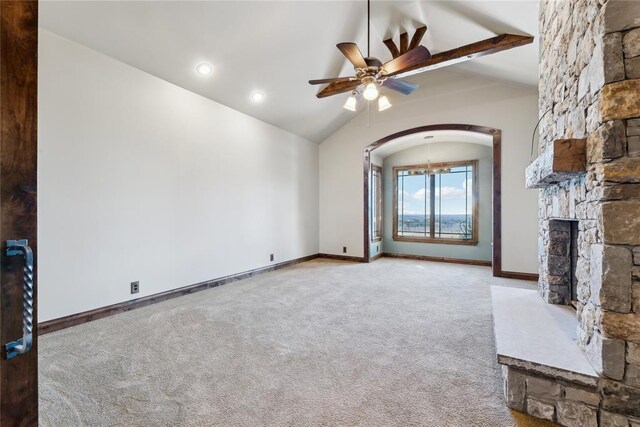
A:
[40,1,539,142]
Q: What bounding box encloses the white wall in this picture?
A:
[382,142,493,261]
[38,30,319,321]
[319,69,539,274]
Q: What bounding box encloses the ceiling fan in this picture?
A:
[309,0,535,113]
[308,0,431,112]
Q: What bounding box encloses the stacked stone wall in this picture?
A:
[530,0,640,424]
[503,366,640,426]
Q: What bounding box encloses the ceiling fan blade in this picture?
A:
[316,79,361,99]
[309,77,354,85]
[380,45,431,76]
[382,78,419,95]
[337,42,368,69]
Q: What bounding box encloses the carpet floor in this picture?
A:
[39,258,555,426]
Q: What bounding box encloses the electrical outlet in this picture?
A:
[270,253,274,262]
[130,281,139,294]
[343,246,347,253]
[376,246,379,253]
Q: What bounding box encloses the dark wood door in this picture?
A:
[0,1,39,425]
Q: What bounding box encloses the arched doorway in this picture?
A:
[363,124,504,277]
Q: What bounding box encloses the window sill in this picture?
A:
[392,236,479,246]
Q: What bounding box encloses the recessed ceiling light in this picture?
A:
[196,63,213,75]
[251,92,265,103]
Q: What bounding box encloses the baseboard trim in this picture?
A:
[317,253,366,263]
[381,252,492,267]
[38,252,533,335]
[370,252,383,261]
[38,254,320,335]
[498,271,539,281]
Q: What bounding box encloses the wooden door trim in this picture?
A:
[363,124,503,277]
[0,1,39,425]
[370,164,383,243]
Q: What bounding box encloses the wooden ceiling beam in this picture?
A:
[408,26,428,51]
[384,26,428,59]
[383,38,400,59]
[386,33,534,78]
[399,32,409,54]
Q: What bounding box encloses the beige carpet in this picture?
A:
[39,258,554,426]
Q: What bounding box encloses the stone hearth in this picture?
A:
[498,0,640,426]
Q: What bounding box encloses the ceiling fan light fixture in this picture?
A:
[378,95,392,111]
[363,82,379,101]
[343,94,357,111]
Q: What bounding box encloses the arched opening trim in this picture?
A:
[363,124,504,277]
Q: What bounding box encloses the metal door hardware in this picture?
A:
[5,240,34,360]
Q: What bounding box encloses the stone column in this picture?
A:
[535,0,640,422]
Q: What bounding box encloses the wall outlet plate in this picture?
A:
[130,281,140,294]
[270,254,274,262]
[343,246,347,253]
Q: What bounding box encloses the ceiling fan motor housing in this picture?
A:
[356,58,385,85]
[364,57,382,68]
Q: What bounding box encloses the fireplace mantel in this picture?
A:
[525,139,586,189]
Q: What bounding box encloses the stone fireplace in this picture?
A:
[539,219,581,306]
[495,0,640,425]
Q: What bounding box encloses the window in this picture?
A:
[393,160,478,245]
[371,164,383,242]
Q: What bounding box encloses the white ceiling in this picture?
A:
[373,129,493,158]
[40,0,539,143]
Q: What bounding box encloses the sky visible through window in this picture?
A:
[395,164,475,240]
[399,169,472,215]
